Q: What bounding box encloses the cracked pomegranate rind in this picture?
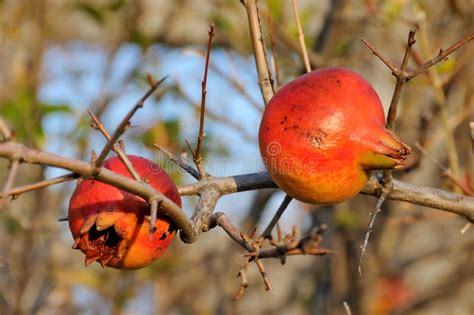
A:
[68,155,181,269]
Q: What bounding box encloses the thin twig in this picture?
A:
[407,32,474,80]
[194,22,216,179]
[1,159,20,209]
[386,29,416,129]
[190,49,262,111]
[177,85,255,142]
[153,143,201,180]
[254,0,275,94]
[359,37,399,74]
[358,187,389,275]
[291,0,311,73]
[417,23,460,180]
[415,143,473,196]
[234,262,250,300]
[95,75,167,169]
[0,173,78,199]
[210,212,329,298]
[87,110,141,181]
[261,194,293,238]
[266,0,282,89]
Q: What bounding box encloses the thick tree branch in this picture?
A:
[0,141,196,242]
[1,144,474,243]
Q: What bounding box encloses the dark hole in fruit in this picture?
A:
[87,224,122,262]
[167,221,177,234]
[159,232,167,240]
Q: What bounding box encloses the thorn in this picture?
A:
[85,253,100,267]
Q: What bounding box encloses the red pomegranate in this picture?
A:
[68,155,181,269]
[259,67,410,204]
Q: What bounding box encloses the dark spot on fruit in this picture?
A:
[308,129,328,149]
[266,127,270,131]
[168,222,177,233]
[284,127,288,131]
[336,79,341,86]
[159,232,167,240]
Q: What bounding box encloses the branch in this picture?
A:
[153,143,201,180]
[266,0,282,89]
[358,187,389,275]
[95,75,166,168]
[0,141,196,242]
[291,0,311,73]
[261,194,293,239]
[362,176,474,222]
[177,171,474,222]
[88,110,141,181]
[0,173,78,199]
[241,0,275,105]
[190,185,221,235]
[210,212,330,298]
[194,22,216,179]
[1,159,19,209]
[407,32,474,80]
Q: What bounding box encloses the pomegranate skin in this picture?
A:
[68,155,181,269]
[259,67,410,204]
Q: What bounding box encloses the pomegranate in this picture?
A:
[68,155,181,269]
[259,67,410,204]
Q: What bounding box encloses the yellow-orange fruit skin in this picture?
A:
[259,67,410,204]
[68,155,181,269]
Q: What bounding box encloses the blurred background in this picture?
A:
[0,0,473,314]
